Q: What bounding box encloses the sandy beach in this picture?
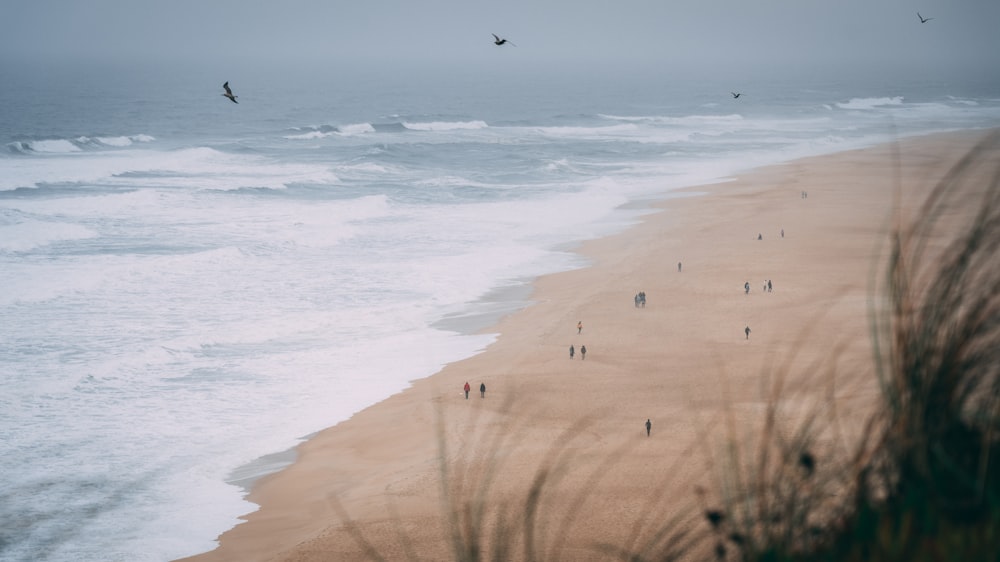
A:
[179,128,997,562]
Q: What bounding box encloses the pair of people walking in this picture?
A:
[464,382,486,398]
[634,291,646,308]
[569,345,587,360]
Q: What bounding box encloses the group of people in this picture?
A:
[457,216,796,442]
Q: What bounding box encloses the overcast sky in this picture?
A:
[2,0,998,73]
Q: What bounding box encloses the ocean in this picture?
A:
[2,60,998,561]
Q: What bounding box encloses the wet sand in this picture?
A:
[178,128,997,562]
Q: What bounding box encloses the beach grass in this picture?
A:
[694,130,1000,562]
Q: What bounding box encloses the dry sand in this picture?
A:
[179,128,997,562]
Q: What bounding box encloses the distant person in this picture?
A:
[678,261,682,272]
[480,382,486,398]
[745,326,751,340]
[646,419,651,436]
[757,233,763,240]
[464,381,471,399]
[768,280,773,293]
[569,345,575,359]
[577,321,583,334]
[745,281,750,295]
[580,345,587,360]
[780,228,784,238]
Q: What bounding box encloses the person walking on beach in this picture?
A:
[480,382,486,398]
[580,345,587,360]
[577,321,583,334]
[464,381,471,399]
[646,419,652,436]
[745,281,750,295]
[678,261,682,272]
[569,345,575,359]
[745,326,751,340]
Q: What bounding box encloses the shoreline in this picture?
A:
[179,127,996,562]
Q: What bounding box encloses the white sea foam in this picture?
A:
[337,122,376,135]
[284,123,374,139]
[335,162,393,175]
[23,139,82,153]
[402,120,489,131]
[8,134,155,154]
[947,96,979,106]
[0,146,339,191]
[532,123,640,137]
[413,175,494,189]
[836,96,905,110]
[87,134,155,147]
[599,113,745,126]
[283,130,331,140]
[0,220,97,252]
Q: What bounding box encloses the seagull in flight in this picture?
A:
[917,12,934,23]
[731,92,742,99]
[222,81,238,104]
[492,33,516,46]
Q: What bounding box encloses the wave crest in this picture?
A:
[284,123,375,140]
[836,96,904,110]
[401,120,488,131]
[6,134,155,154]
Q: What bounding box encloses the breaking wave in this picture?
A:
[401,120,489,131]
[836,96,905,110]
[6,134,155,154]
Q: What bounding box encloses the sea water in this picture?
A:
[1,60,998,561]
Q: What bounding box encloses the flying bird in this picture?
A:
[222,81,238,104]
[917,12,933,23]
[731,92,742,99]
[492,33,516,46]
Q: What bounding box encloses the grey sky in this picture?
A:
[2,0,998,73]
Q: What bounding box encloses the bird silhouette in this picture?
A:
[731,92,742,99]
[917,12,933,23]
[222,81,238,104]
[492,33,516,46]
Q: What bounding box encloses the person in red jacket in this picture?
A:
[464,381,470,399]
